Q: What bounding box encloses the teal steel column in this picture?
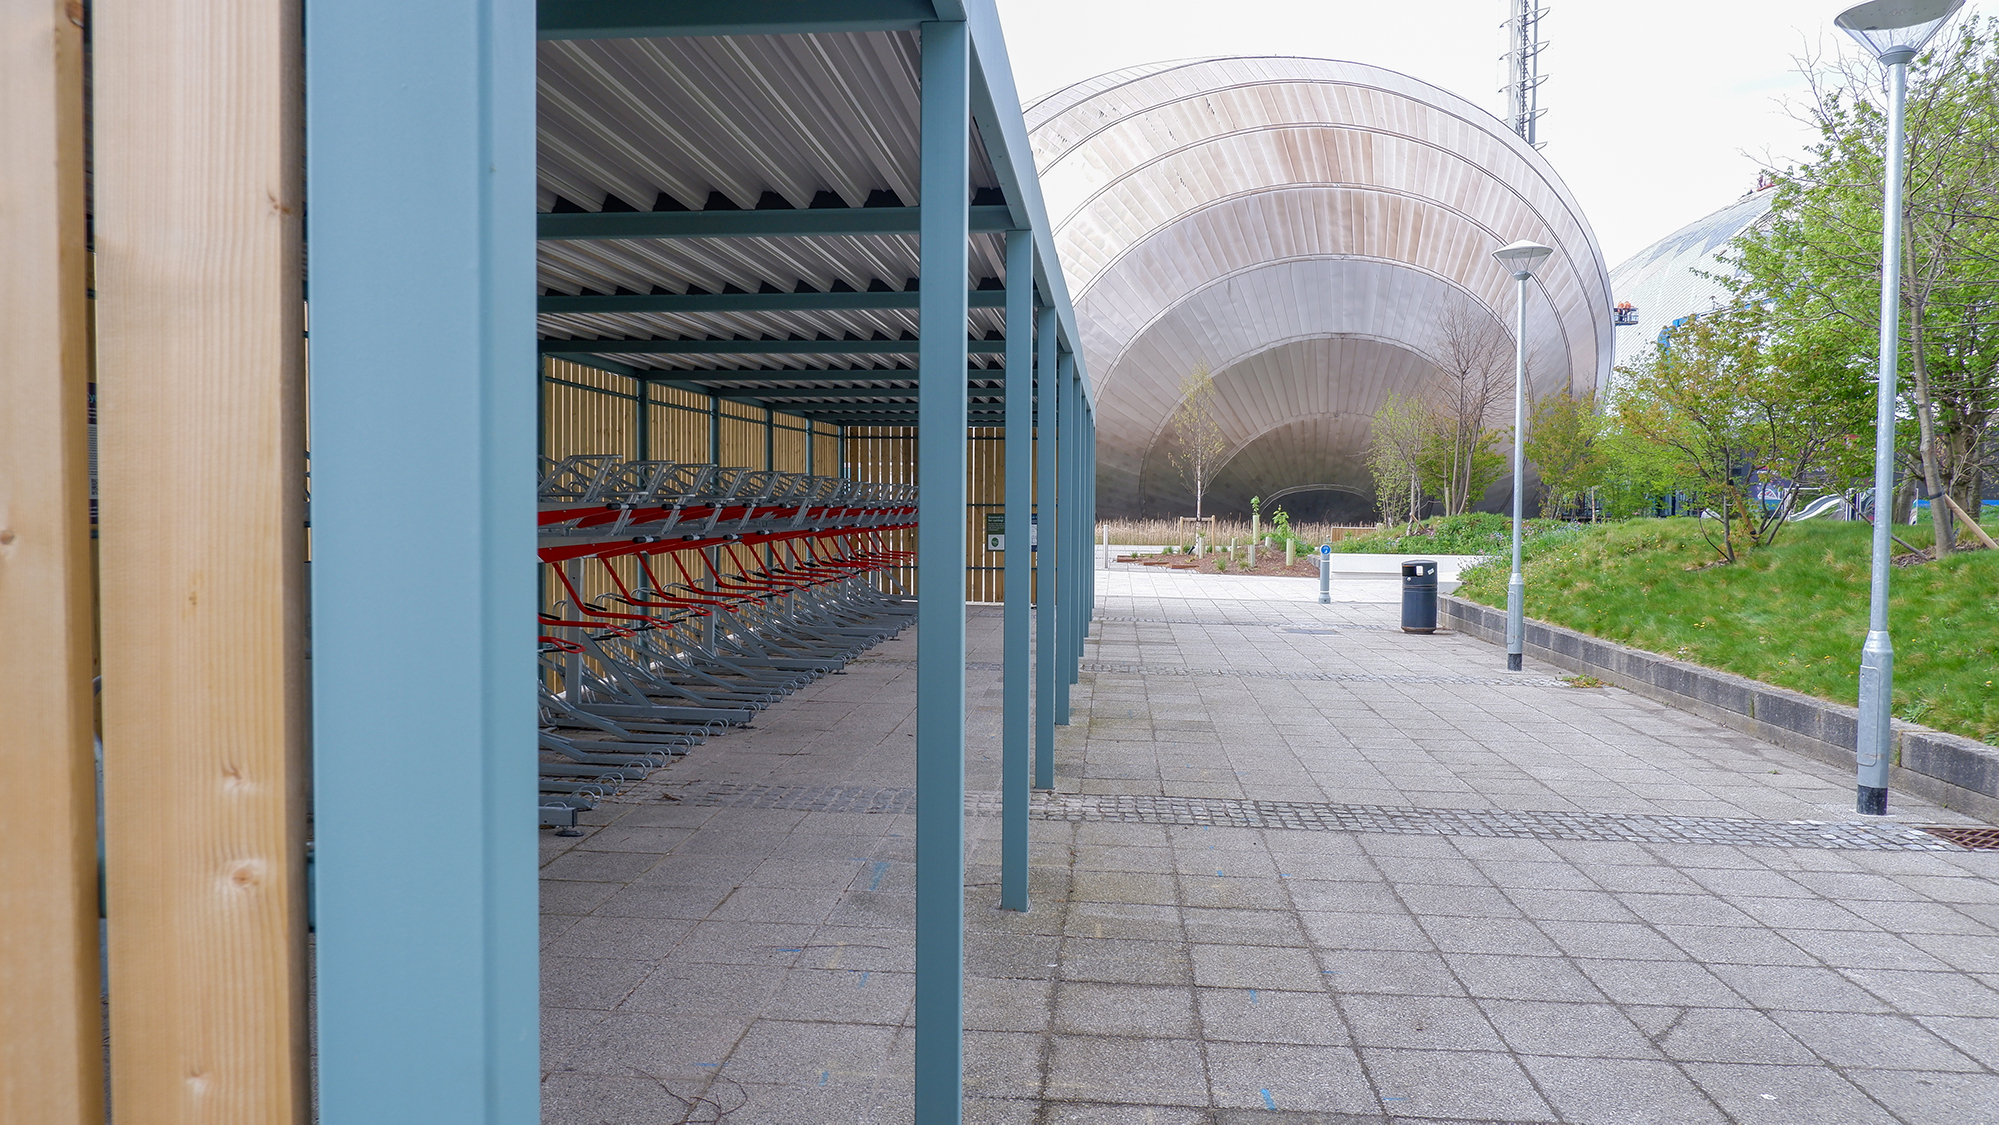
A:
[1033,310,1059,789]
[1055,352,1076,726]
[306,2,538,1123]
[915,19,969,1125]
[1067,369,1083,685]
[1000,231,1033,912]
[1090,411,1098,632]
[636,383,650,460]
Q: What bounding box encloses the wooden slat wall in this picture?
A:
[648,383,714,463]
[0,3,102,1120]
[94,0,311,1120]
[544,358,638,462]
[813,421,841,477]
[842,426,919,594]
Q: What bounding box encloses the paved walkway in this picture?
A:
[539,567,1999,1124]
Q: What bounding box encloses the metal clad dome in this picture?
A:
[1029,56,1615,520]
[1608,190,1777,374]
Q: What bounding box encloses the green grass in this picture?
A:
[1453,518,1999,745]
[1325,512,1585,556]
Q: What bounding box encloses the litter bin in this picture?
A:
[1401,559,1438,634]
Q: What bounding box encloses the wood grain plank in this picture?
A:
[93,0,309,1120]
[0,2,103,1120]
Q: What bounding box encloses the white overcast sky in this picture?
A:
[993,0,1987,268]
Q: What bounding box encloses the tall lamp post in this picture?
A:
[1491,239,1553,672]
[1836,0,1962,816]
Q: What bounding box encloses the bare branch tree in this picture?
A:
[1426,299,1515,515]
[1165,365,1231,519]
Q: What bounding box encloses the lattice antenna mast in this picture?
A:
[1499,0,1548,148]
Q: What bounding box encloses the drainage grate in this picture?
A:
[1285,627,1340,635]
[1920,825,1999,850]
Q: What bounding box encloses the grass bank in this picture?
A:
[1452,518,1999,745]
[1326,512,1584,555]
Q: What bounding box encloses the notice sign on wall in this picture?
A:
[985,513,1037,552]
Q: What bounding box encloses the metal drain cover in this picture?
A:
[1920,826,1999,850]
[1286,627,1339,635]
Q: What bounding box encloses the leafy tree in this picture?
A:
[1165,364,1231,519]
[1366,392,1429,531]
[1616,311,1870,562]
[1722,16,1999,552]
[1418,422,1507,516]
[1525,388,1608,518]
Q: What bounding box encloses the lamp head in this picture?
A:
[1836,0,1963,65]
[1491,239,1554,280]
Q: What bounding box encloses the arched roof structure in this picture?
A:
[1027,57,1614,519]
[1609,188,1776,373]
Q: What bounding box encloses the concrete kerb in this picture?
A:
[1439,594,1999,824]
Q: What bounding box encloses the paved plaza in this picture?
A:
[539,567,1999,1124]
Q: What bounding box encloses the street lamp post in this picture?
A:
[1835,0,1962,816]
[1491,239,1553,673]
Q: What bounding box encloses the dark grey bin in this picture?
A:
[1401,559,1438,634]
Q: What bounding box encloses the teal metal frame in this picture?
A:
[1000,229,1034,913]
[539,337,1010,356]
[913,19,970,1124]
[1056,352,1078,727]
[538,204,1016,240]
[304,4,1100,1122]
[539,288,1011,315]
[1034,317,1060,791]
[306,1,540,1123]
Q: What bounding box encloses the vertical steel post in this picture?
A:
[709,395,721,464]
[1034,309,1059,789]
[1000,231,1033,912]
[915,19,969,1124]
[1505,272,1529,672]
[1056,352,1077,723]
[1857,57,1910,816]
[307,1,539,1122]
[636,381,650,460]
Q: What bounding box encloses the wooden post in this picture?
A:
[94,0,310,1121]
[0,3,103,1121]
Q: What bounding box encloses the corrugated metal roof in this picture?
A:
[535,31,1019,395]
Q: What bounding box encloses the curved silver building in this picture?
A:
[1028,57,1614,520]
[1609,188,1777,374]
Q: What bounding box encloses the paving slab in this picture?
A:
[540,567,1998,1123]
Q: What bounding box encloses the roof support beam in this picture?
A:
[539,337,1008,355]
[915,19,969,1125]
[539,288,1009,315]
[537,0,938,39]
[308,0,538,1121]
[962,1,1092,409]
[1001,229,1035,914]
[538,204,1014,240]
[636,367,997,383]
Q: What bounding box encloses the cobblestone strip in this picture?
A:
[850,658,1004,671]
[1078,660,1559,687]
[684,784,1957,851]
[1096,615,1344,628]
